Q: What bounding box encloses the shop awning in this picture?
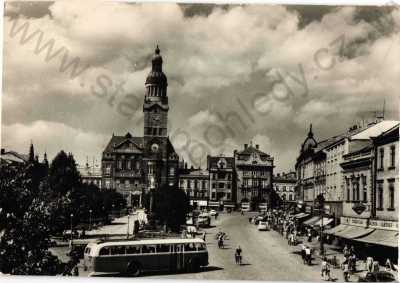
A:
[314,217,334,227]
[354,229,398,248]
[303,216,320,226]
[293,212,310,219]
[324,224,374,239]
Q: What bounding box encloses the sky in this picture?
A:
[2,1,399,172]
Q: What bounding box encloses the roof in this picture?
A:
[236,145,271,158]
[0,151,29,163]
[351,121,399,140]
[207,155,235,169]
[103,133,144,153]
[180,169,209,178]
[90,238,205,255]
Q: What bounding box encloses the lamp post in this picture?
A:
[89,209,92,230]
[316,194,325,256]
[127,214,130,239]
[70,213,74,242]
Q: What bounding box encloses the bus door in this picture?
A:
[171,244,184,271]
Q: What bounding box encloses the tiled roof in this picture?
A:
[236,145,271,158]
[103,133,144,153]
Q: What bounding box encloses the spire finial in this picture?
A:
[155,45,160,55]
[308,123,313,137]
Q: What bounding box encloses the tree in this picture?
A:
[152,186,190,232]
[0,163,63,275]
[28,143,35,163]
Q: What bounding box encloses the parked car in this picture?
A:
[358,271,396,282]
[197,213,211,227]
[254,214,267,225]
[257,221,268,231]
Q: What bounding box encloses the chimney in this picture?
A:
[1,148,5,155]
[244,144,248,149]
[256,144,259,150]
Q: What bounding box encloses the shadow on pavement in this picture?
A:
[92,265,224,277]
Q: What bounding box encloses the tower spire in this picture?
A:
[308,123,313,137]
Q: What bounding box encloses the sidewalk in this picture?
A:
[287,233,398,282]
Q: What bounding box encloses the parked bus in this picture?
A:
[83,238,208,276]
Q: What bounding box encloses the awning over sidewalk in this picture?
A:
[324,224,374,239]
[314,217,334,227]
[303,216,320,226]
[354,229,399,248]
[293,212,310,219]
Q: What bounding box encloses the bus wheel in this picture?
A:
[127,262,141,277]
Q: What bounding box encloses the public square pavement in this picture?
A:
[64,211,397,281]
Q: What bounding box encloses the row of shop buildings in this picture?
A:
[295,119,399,258]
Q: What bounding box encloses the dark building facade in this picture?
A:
[235,143,274,210]
[101,46,179,207]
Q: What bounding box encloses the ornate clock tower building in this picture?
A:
[143,46,178,192]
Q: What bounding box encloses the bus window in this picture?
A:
[126,246,140,254]
[99,247,110,256]
[110,246,125,255]
[157,244,170,253]
[184,243,196,252]
[196,243,206,251]
[142,245,156,253]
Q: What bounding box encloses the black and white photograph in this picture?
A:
[1,1,399,281]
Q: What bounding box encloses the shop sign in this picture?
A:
[369,219,398,231]
[341,216,368,227]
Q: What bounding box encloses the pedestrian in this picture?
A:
[343,244,349,258]
[235,246,243,265]
[342,260,350,282]
[385,258,393,272]
[366,256,374,272]
[305,246,312,265]
[350,253,357,272]
[372,261,380,272]
[301,245,306,264]
[203,232,206,242]
[73,265,79,276]
[321,257,331,281]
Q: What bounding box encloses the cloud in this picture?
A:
[2,2,399,172]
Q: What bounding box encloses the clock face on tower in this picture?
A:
[151,143,159,153]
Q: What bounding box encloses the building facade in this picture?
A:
[207,155,236,210]
[235,143,274,210]
[273,172,297,203]
[78,162,102,188]
[101,46,179,207]
[179,169,209,209]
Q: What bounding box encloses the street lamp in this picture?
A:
[70,213,74,242]
[89,209,92,230]
[127,214,130,239]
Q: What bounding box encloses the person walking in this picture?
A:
[385,258,393,272]
[342,259,350,282]
[321,257,331,281]
[366,256,374,272]
[305,246,312,265]
[235,246,243,265]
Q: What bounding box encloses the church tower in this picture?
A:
[143,45,169,139]
[143,46,177,192]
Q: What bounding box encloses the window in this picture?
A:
[362,175,367,202]
[157,244,171,253]
[388,181,395,210]
[141,245,156,253]
[169,167,175,176]
[377,181,383,210]
[126,160,131,170]
[118,160,122,170]
[110,246,125,255]
[211,192,216,199]
[184,243,196,252]
[126,246,140,254]
[99,247,111,256]
[379,148,384,169]
[346,178,350,201]
[390,145,396,168]
[196,243,206,251]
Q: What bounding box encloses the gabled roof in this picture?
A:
[236,145,272,159]
[0,151,29,163]
[103,133,144,154]
[351,121,399,140]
